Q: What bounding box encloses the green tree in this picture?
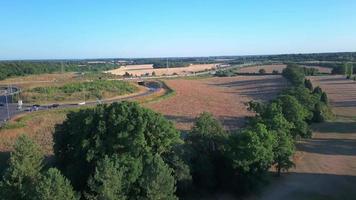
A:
[0,135,43,200]
[139,154,177,200]
[186,112,227,189]
[54,102,181,191]
[282,64,305,86]
[228,123,275,175]
[313,86,323,95]
[276,95,311,138]
[304,79,313,91]
[87,156,126,200]
[34,168,78,200]
[249,102,295,176]
[321,92,328,104]
[259,68,266,74]
[345,63,353,78]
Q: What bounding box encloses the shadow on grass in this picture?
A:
[312,121,356,133]
[297,138,356,156]
[258,172,356,200]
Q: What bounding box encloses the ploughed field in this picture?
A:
[147,75,288,131]
[238,64,332,74]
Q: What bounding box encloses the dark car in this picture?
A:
[0,103,4,107]
[50,104,60,108]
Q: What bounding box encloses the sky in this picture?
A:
[0,0,356,60]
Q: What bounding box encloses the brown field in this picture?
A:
[106,64,218,76]
[146,75,288,131]
[309,75,356,117]
[252,75,356,200]
[0,110,68,154]
[238,64,332,74]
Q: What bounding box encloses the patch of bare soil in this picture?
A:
[146,75,288,131]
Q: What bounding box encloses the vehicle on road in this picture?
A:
[78,102,86,106]
[0,103,4,107]
[50,104,60,108]
[30,105,40,112]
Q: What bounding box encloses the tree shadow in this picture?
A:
[297,138,356,156]
[261,172,356,200]
[312,122,356,133]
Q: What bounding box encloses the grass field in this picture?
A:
[21,80,138,104]
[0,72,139,104]
[146,75,288,130]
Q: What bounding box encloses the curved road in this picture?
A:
[0,83,161,127]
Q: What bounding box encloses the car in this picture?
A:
[0,103,4,107]
[50,104,60,108]
[78,102,86,106]
[30,105,40,111]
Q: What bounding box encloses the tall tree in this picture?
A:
[86,156,126,200]
[276,95,311,138]
[0,135,43,200]
[139,154,177,200]
[304,79,313,91]
[34,168,79,200]
[228,123,275,175]
[187,112,227,189]
[53,102,181,194]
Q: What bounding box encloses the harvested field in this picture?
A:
[146,75,288,131]
[106,64,218,76]
[251,75,356,200]
[238,64,332,74]
[309,75,356,117]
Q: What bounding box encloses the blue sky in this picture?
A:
[0,0,356,60]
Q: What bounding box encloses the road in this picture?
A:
[0,85,159,127]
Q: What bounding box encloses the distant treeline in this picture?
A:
[0,61,118,80]
[131,58,215,68]
[1,52,355,80]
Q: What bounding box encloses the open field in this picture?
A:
[251,75,356,200]
[146,75,288,131]
[106,64,218,76]
[238,64,332,74]
[309,75,356,117]
[0,109,69,155]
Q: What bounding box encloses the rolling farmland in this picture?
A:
[147,75,288,130]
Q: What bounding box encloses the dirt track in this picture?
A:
[252,75,356,200]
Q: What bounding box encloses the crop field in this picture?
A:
[238,64,332,74]
[309,75,356,117]
[106,64,218,76]
[146,75,288,131]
